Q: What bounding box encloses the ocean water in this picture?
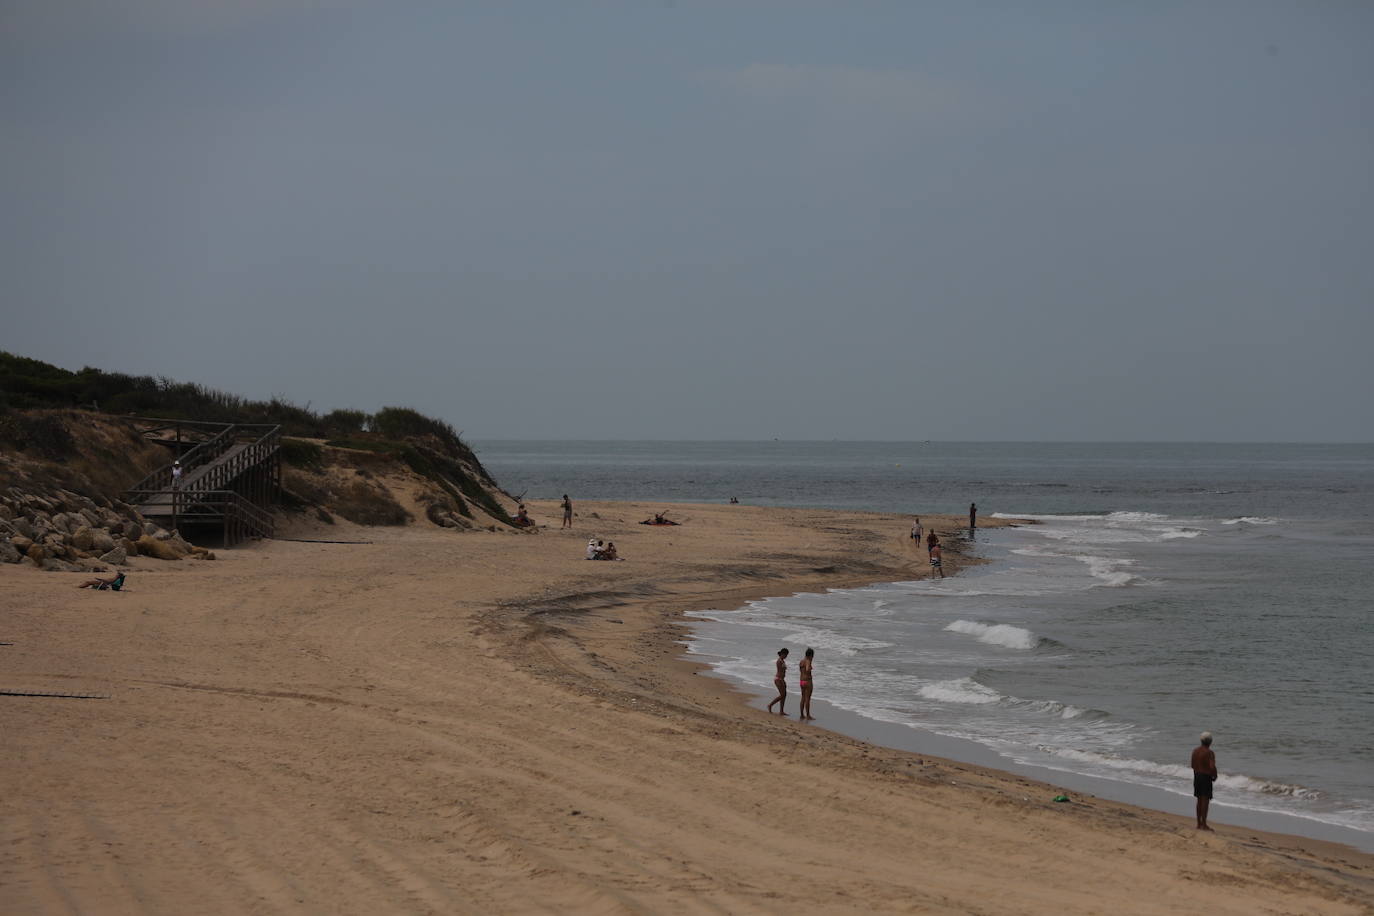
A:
[475,441,1374,844]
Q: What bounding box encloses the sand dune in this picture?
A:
[3,502,1371,914]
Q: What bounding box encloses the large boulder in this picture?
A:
[0,540,20,564]
[40,558,80,572]
[89,529,116,554]
[121,537,139,557]
[135,535,185,561]
[72,526,95,551]
[99,547,128,566]
[25,543,47,563]
[12,517,34,539]
[11,534,34,554]
[124,522,145,542]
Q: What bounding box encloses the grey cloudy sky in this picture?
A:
[3,1,1371,440]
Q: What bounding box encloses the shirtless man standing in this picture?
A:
[1191,732,1218,830]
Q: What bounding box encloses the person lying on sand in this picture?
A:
[76,572,125,590]
[640,512,679,526]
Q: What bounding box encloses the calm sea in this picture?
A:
[474,441,1374,846]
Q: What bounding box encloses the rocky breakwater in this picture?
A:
[0,486,214,572]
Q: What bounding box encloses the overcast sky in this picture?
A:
[3,1,1371,440]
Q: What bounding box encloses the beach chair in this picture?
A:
[95,573,126,591]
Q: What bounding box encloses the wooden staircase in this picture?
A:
[123,419,282,547]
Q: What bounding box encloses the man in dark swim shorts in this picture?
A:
[1191,732,1218,830]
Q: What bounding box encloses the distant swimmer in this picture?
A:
[766,648,790,716]
[1192,732,1218,830]
[561,494,573,528]
[798,648,815,720]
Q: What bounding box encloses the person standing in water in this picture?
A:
[766,648,790,715]
[798,648,815,720]
[1192,732,1218,830]
[561,494,573,529]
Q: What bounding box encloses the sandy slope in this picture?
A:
[2,502,1371,914]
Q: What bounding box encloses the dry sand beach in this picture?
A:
[3,501,1372,914]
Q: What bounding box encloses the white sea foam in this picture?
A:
[1081,555,1141,587]
[1036,748,1322,800]
[1014,698,1093,719]
[918,678,1003,705]
[1223,516,1279,526]
[945,620,1038,650]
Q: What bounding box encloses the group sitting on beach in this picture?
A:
[585,538,620,561]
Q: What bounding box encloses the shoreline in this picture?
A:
[4,499,1372,913]
[667,529,1374,853]
[707,661,1374,855]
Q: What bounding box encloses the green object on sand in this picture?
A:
[1053,795,1070,803]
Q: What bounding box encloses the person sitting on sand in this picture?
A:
[586,538,601,560]
[601,541,619,561]
[76,572,125,590]
[514,505,533,527]
[798,647,815,720]
[766,647,790,715]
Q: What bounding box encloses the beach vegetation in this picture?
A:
[0,352,514,528]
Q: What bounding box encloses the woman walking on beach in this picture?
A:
[766,648,790,715]
[561,494,573,529]
[798,648,815,720]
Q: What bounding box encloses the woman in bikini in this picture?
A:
[766,647,790,715]
[798,647,815,720]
